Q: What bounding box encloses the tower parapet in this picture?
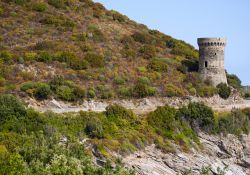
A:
[198,38,227,86]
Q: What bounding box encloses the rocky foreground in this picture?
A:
[123,133,250,175]
[26,95,250,174]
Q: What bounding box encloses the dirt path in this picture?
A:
[26,96,250,115]
[211,100,250,112]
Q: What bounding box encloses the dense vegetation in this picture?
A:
[0,94,134,174]
[0,94,249,174]
[0,0,241,101]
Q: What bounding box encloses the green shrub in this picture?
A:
[23,52,37,61]
[178,102,215,132]
[41,15,75,28]
[20,82,36,92]
[138,76,150,85]
[242,108,250,117]
[114,76,126,85]
[133,82,156,98]
[10,11,17,17]
[147,87,157,96]
[131,32,152,44]
[155,137,175,153]
[168,39,198,59]
[87,89,96,98]
[70,58,89,70]
[56,85,75,101]
[166,39,176,48]
[85,117,104,138]
[148,105,198,146]
[97,85,114,99]
[0,8,4,16]
[72,32,87,42]
[87,25,106,42]
[32,2,48,12]
[84,53,104,68]
[137,66,146,73]
[118,87,132,98]
[105,104,136,122]
[0,77,6,87]
[111,11,127,22]
[0,95,26,123]
[148,106,177,137]
[34,83,51,100]
[188,87,197,96]
[217,83,231,99]
[0,51,14,64]
[80,43,93,52]
[147,59,168,72]
[73,86,86,99]
[48,0,66,8]
[56,52,88,70]
[49,75,64,91]
[165,84,185,97]
[196,85,217,97]
[36,51,52,62]
[227,73,241,89]
[121,46,136,59]
[217,109,250,135]
[139,45,156,59]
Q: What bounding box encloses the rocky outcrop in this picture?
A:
[123,133,250,175]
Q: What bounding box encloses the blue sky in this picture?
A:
[94,0,250,85]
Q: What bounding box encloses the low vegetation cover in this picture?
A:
[0,0,241,101]
[0,95,249,174]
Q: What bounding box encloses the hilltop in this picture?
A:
[0,0,242,102]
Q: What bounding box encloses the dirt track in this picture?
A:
[27,96,250,115]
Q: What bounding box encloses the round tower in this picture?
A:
[197,38,227,86]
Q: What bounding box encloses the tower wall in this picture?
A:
[198,38,227,86]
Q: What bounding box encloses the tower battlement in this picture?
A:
[198,38,226,47]
[198,37,227,86]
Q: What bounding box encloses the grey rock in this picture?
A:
[123,133,250,175]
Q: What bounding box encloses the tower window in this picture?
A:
[205,61,208,68]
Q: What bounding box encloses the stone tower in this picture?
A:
[197,38,227,86]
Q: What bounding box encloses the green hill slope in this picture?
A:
[0,0,234,101]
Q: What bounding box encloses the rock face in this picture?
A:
[123,133,250,175]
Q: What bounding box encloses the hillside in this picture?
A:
[0,0,228,102]
[1,1,249,175]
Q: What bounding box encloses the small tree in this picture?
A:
[85,117,104,138]
[178,102,215,132]
[217,83,231,99]
[34,83,51,100]
[56,85,75,101]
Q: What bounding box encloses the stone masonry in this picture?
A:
[198,38,228,86]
